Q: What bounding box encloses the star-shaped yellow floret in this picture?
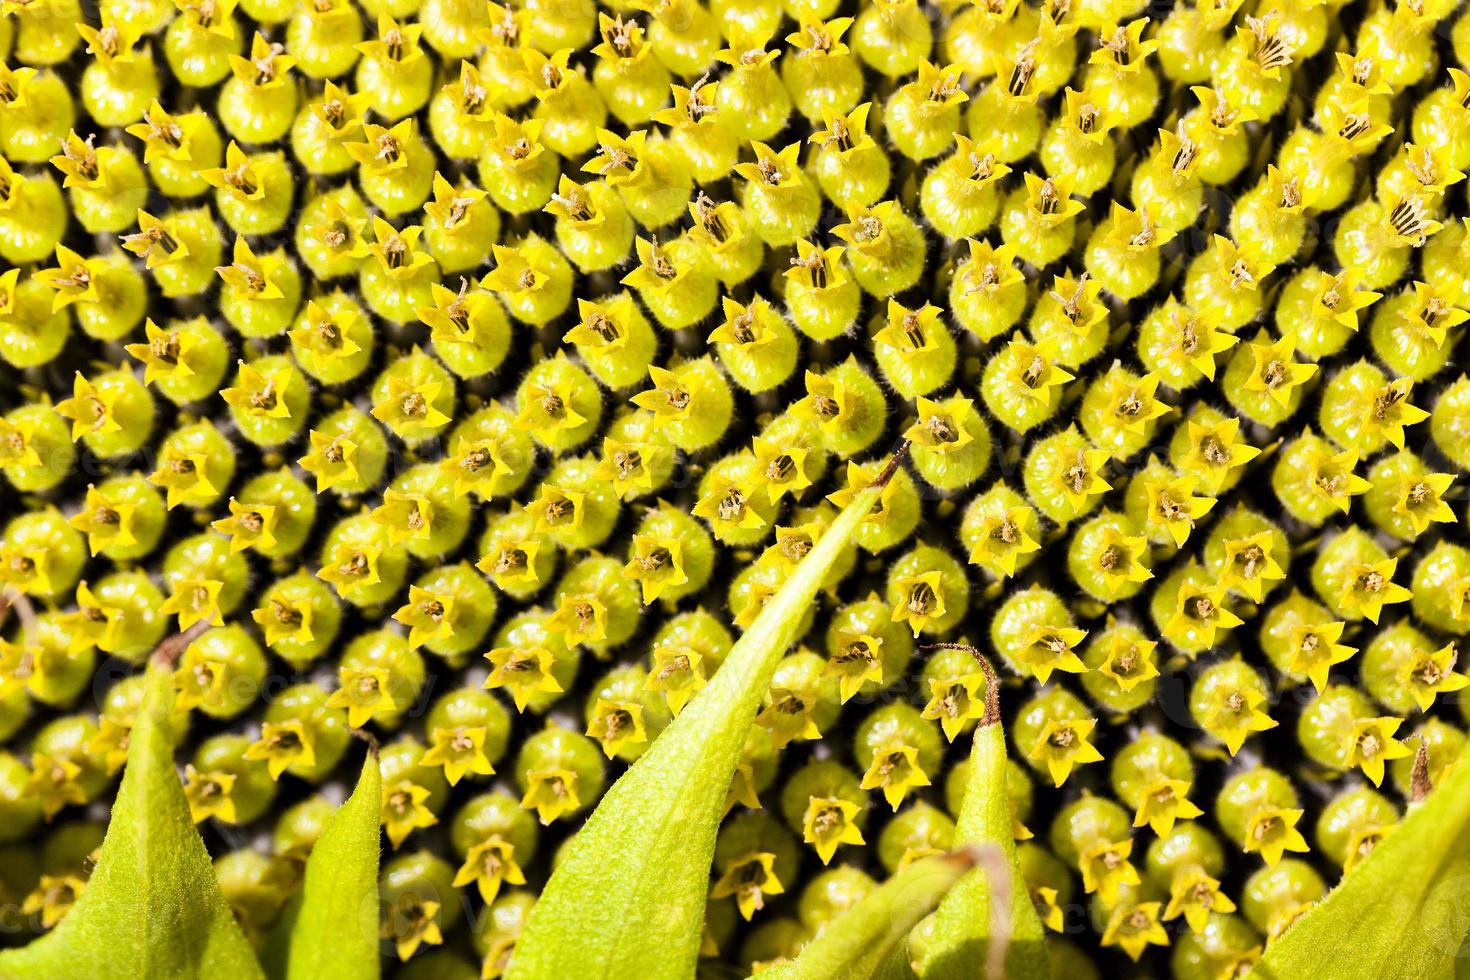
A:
[452,838,526,904]
[824,633,884,704]
[1164,868,1237,934]
[904,397,975,454]
[444,435,515,498]
[476,535,543,589]
[326,666,396,728]
[484,646,562,711]
[27,754,87,819]
[1399,643,1470,712]
[1132,777,1204,836]
[1337,558,1412,623]
[1219,531,1285,601]
[921,673,990,741]
[628,366,692,423]
[161,578,225,632]
[1096,634,1160,692]
[860,744,931,809]
[645,646,706,717]
[381,779,437,847]
[183,766,237,824]
[1343,716,1411,786]
[801,797,865,864]
[221,360,296,420]
[692,480,765,534]
[890,571,947,637]
[171,644,226,714]
[392,586,456,648]
[69,484,138,556]
[1078,838,1138,901]
[711,851,785,921]
[243,720,316,780]
[371,489,435,544]
[1101,901,1169,962]
[211,497,278,554]
[370,375,451,439]
[421,725,495,784]
[1145,474,1215,547]
[1029,718,1104,786]
[1392,471,1456,535]
[21,873,86,929]
[585,698,647,757]
[298,430,361,494]
[967,505,1041,577]
[520,767,580,825]
[54,373,122,440]
[318,541,383,599]
[622,535,688,604]
[1166,581,1244,649]
[1244,807,1309,866]
[546,594,607,647]
[1015,625,1089,684]
[1244,333,1318,406]
[1203,684,1277,755]
[1286,620,1357,693]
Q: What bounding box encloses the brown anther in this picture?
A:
[401,391,427,417]
[1007,41,1037,96]
[1021,355,1046,388]
[250,382,278,413]
[993,517,1019,544]
[1035,177,1059,215]
[1099,545,1121,571]
[149,332,181,362]
[1225,691,1245,713]
[717,489,746,523]
[1246,15,1294,71]
[543,496,574,525]
[271,599,301,626]
[1229,260,1255,289]
[780,532,812,561]
[907,581,937,615]
[1389,197,1434,240]
[813,394,839,418]
[730,310,756,344]
[656,653,689,680]
[341,552,369,577]
[1172,134,1199,175]
[613,448,641,478]
[63,134,100,181]
[239,511,264,533]
[493,548,526,574]
[1049,727,1074,748]
[925,413,958,443]
[640,547,671,571]
[1192,595,1215,621]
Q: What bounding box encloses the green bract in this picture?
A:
[0,659,262,980]
[508,449,903,979]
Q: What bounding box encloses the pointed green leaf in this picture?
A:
[508,452,904,980]
[758,852,977,980]
[279,749,383,980]
[1251,742,1470,979]
[0,658,264,980]
[918,647,1050,980]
